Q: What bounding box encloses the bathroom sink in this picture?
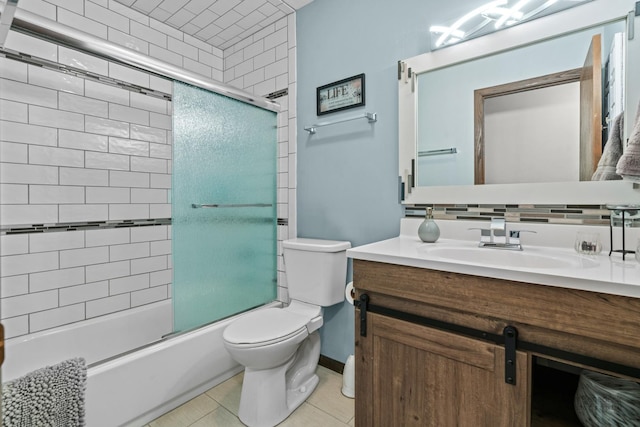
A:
[425,246,598,269]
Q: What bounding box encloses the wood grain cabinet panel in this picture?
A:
[353,259,640,426]
[358,312,529,427]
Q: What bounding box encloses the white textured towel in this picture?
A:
[616,101,640,180]
[592,112,624,180]
[2,358,87,427]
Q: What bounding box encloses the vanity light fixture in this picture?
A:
[430,0,590,49]
[482,7,524,23]
[520,0,559,21]
[430,26,465,39]
[433,0,507,48]
[494,0,530,28]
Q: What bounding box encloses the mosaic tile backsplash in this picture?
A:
[405,204,638,227]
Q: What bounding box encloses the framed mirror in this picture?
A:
[399,0,639,204]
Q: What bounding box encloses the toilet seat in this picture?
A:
[223,308,311,347]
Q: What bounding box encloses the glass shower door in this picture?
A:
[172,81,277,332]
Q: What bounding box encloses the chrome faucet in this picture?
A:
[470,218,536,251]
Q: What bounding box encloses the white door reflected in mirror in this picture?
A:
[484,83,581,184]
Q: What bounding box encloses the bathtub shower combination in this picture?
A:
[1,9,280,427]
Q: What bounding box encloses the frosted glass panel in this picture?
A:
[172,81,277,332]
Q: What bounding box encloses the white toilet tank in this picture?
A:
[283,238,351,306]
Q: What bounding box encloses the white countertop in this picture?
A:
[347,220,640,299]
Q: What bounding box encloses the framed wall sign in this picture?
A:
[316,73,365,116]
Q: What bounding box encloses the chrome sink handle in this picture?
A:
[468,227,492,243]
[469,219,536,250]
[469,217,507,244]
[508,230,537,245]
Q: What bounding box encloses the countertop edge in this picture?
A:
[347,237,640,299]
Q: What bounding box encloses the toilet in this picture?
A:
[222,238,351,427]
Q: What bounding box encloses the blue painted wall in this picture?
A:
[295,0,613,362]
[295,0,461,363]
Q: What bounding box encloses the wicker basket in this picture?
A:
[574,370,640,427]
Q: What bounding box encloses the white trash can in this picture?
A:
[342,354,355,398]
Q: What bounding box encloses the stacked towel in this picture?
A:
[2,358,87,427]
[592,112,624,180]
[616,101,640,180]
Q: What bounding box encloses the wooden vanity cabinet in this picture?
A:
[353,260,640,427]
[357,311,530,426]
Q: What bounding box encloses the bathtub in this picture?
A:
[3,300,279,426]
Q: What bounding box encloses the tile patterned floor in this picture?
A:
[146,366,355,427]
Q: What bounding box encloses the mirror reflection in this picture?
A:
[416,19,627,187]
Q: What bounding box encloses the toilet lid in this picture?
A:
[224,308,310,345]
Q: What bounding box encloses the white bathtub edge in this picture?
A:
[3,300,173,382]
[85,301,280,427]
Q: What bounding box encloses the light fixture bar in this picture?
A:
[520,0,559,22]
[429,25,465,39]
[429,0,591,49]
[495,0,531,29]
[435,0,508,47]
[463,17,494,40]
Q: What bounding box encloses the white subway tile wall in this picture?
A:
[0,227,171,338]
[0,0,296,339]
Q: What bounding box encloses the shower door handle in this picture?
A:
[191,203,273,209]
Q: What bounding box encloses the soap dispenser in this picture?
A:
[418,207,440,243]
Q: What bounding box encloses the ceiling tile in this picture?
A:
[114,0,312,52]
[264,11,286,27]
[217,24,244,41]
[166,9,196,28]
[258,3,279,16]
[215,9,243,29]
[281,0,312,10]
[148,8,172,21]
[236,10,267,30]
[209,0,242,16]
[207,35,226,47]
[158,0,190,15]
[183,0,212,15]
[190,9,219,29]
[195,23,224,40]
[234,0,265,16]
[181,23,201,34]
[131,0,162,14]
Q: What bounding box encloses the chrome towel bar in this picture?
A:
[418,147,458,157]
[191,203,272,209]
[304,112,377,134]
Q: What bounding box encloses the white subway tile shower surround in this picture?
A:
[0,226,172,339]
[0,0,297,339]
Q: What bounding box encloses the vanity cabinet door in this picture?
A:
[356,312,530,427]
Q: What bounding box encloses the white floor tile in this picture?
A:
[149,367,352,427]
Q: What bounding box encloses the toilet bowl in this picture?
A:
[223,302,320,370]
[223,301,323,427]
[222,238,350,427]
